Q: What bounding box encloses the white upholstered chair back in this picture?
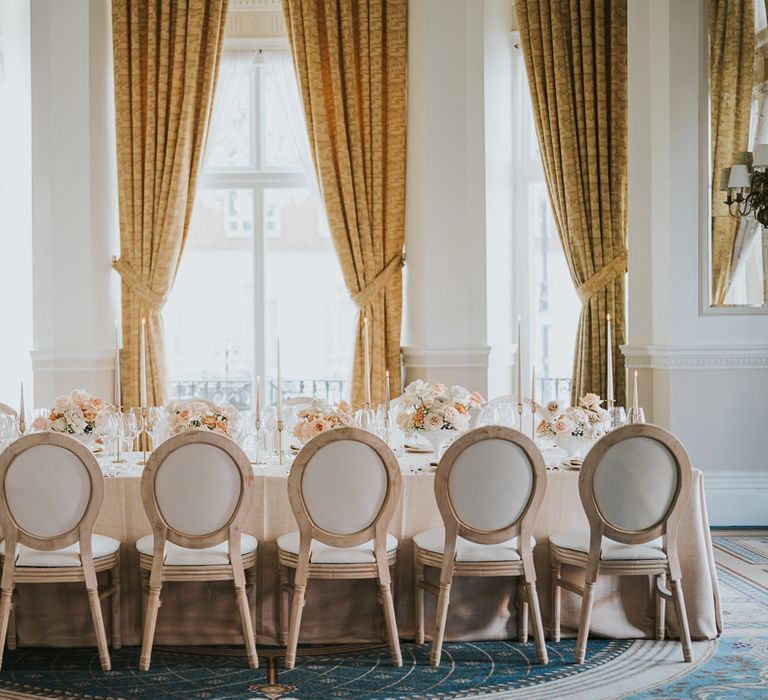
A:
[288,427,401,548]
[0,433,103,550]
[142,430,252,548]
[436,426,546,546]
[0,403,16,417]
[579,424,692,545]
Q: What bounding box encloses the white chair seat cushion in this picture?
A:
[550,530,667,561]
[136,533,258,566]
[277,531,398,564]
[413,527,536,562]
[0,534,120,567]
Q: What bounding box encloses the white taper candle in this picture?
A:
[139,318,147,408]
[606,314,614,404]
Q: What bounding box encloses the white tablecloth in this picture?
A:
[6,449,722,647]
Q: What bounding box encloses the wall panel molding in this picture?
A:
[621,344,768,370]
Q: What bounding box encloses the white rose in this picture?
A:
[425,413,444,431]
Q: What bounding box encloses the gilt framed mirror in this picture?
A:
[702,0,768,313]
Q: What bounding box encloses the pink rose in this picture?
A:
[554,418,573,435]
[31,416,49,431]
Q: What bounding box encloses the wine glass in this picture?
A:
[95,411,119,459]
[145,407,166,451]
[227,412,247,447]
[119,410,140,454]
[627,407,646,425]
[610,406,627,429]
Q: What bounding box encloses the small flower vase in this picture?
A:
[554,433,590,461]
[420,429,453,457]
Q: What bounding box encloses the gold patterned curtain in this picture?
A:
[111,0,228,408]
[516,0,628,406]
[282,0,407,408]
[710,0,755,304]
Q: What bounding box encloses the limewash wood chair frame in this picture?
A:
[0,404,16,417]
[0,433,121,671]
[550,424,694,664]
[138,430,258,671]
[278,427,403,669]
[414,426,549,666]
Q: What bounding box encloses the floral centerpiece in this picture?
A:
[31,389,112,442]
[167,400,239,437]
[292,399,354,445]
[396,380,485,455]
[536,393,611,460]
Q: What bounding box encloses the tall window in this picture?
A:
[512,44,581,404]
[164,51,355,409]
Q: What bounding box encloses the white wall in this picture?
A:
[626,0,768,525]
[403,0,515,396]
[0,0,33,408]
[29,0,118,407]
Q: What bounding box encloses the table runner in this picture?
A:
[6,453,721,647]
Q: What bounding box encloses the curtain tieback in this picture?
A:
[351,254,405,309]
[111,257,167,311]
[575,251,628,304]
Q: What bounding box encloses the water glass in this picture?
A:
[627,407,646,425]
[145,406,167,451]
[610,406,628,429]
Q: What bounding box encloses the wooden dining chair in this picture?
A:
[0,433,121,671]
[137,430,258,670]
[550,424,694,664]
[277,427,402,669]
[413,426,548,666]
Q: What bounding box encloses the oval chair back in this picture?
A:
[287,427,401,555]
[0,404,16,417]
[0,432,103,553]
[434,426,546,562]
[578,423,693,579]
[142,429,253,552]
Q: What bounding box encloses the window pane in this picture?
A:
[263,70,302,169]
[164,189,255,408]
[530,182,580,403]
[206,72,253,169]
[263,188,355,404]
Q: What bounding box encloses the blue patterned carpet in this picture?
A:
[0,534,765,699]
[0,639,630,699]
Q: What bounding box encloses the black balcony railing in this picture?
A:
[536,377,572,405]
[168,378,348,411]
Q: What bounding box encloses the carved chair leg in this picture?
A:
[518,583,529,643]
[247,563,258,632]
[526,582,548,665]
[278,565,290,646]
[574,581,596,665]
[0,588,13,670]
[111,561,122,649]
[671,579,694,663]
[414,559,425,645]
[429,582,451,667]
[87,588,111,672]
[284,571,308,669]
[551,560,562,642]
[656,573,666,641]
[235,583,259,669]
[7,588,16,651]
[140,584,162,671]
[379,581,403,667]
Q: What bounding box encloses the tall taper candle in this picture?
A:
[363,316,371,407]
[114,320,122,408]
[606,314,614,405]
[19,382,25,434]
[385,369,391,408]
[516,315,523,412]
[632,370,639,412]
[255,375,261,416]
[139,318,147,408]
[276,338,282,420]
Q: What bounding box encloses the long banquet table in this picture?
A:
[7,450,722,647]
